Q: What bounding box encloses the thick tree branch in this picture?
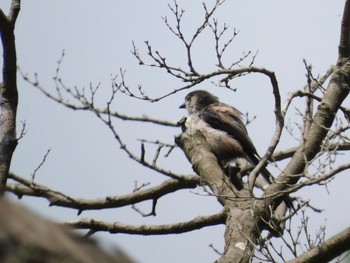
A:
[286,227,350,263]
[338,0,350,60]
[65,210,226,235]
[7,173,199,213]
[176,131,237,206]
[0,0,20,196]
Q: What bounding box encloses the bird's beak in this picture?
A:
[179,103,185,109]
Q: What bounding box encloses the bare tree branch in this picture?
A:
[8,0,21,25]
[286,227,350,263]
[282,66,333,117]
[261,162,350,201]
[64,210,226,235]
[176,131,238,206]
[248,69,283,191]
[266,64,350,202]
[338,0,350,60]
[19,66,178,128]
[0,0,20,196]
[7,173,199,213]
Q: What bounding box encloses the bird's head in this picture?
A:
[179,90,219,114]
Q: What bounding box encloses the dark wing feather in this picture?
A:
[201,103,261,165]
[201,103,294,209]
[201,103,274,183]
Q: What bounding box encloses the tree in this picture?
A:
[1,0,350,262]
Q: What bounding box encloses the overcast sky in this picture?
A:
[1,1,349,262]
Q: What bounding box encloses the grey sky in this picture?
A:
[3,1,348,262]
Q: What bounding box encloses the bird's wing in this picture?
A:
[201,103,294,209]
[201,103,259,161]
[202,102,274,181]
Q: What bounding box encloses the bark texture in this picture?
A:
[286,227,350,263]
[0,0,20,195]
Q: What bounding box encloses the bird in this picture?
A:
[179,90,293,209]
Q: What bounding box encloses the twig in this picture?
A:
[31,149,51,183]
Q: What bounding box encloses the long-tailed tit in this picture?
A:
[180,90,293,209]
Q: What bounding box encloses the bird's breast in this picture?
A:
[185,115,244,162]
